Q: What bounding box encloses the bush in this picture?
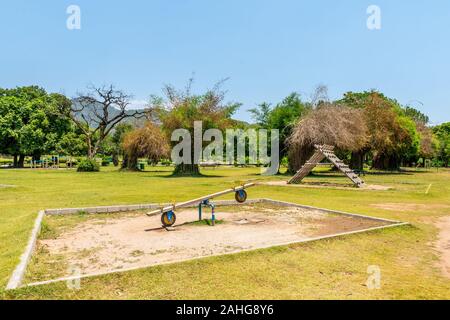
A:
[77,159,100,172]
[160,159,172,166]
[0,159,13,165]
[101,160,110,167]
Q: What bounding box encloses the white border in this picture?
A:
[6,210,45,290]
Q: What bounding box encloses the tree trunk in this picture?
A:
[18,154,25,168]
[87,136,94,160]
[173,163,200,175]
[372,153,401,171]
[121,154,129,169]
[349,151,364,171]
[121,154,140,171]
[172,145,201,176]
[287,144,315,174]
[127,154,140,171]
[112,154,119,167]
[13,155,18,168]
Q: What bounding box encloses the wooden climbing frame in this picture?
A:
[288,144,365,187]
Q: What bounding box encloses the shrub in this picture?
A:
[101,160,110,167]
[77,159,100,172]
[0,159,13,165]
[160,158,172,166]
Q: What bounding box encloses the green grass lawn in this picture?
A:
[0,166,449,299]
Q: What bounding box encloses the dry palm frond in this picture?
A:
[288,103,368,151]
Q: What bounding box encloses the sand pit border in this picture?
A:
[6,198,408,290]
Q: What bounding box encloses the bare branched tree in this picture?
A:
[62,85,150,159]
[310,84,330,108]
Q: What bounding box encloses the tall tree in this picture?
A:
[250,93,308,172]
[155,80,240,175]
[248,102,271,127]
[61,85,149,159]
[339,91,420,170]
[110,123,133,165]
[267,93,308,162]
[0,86,72,167]
[404,106,429,125]
[433,122,450,167]
[403,106,434,165]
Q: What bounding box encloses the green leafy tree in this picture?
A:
[248,102,271,127]
[0,86,72,167]
[56,129,88,157]
[250,93,308,172]
[433,122,450,167]
[404,106,429,125]
[268,93,308,159]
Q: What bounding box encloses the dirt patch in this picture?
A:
[29,204,394,282]
[360,184,392,191]
[371,203,450,212]
[435,216,450,278]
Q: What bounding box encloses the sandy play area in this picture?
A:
[27,202,395,283]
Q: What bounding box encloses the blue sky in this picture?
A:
[1,0,449,124]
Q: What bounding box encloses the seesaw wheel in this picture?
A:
[161,210,177,227]
[235,189,248,203]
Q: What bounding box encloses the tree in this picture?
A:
[98,123,134,166]
[287,103,368,172]
[415,122,435,161]
[433,122,450,167]
[339,91,420,170]
[402,105,434,165]
[250,93,308,172]
[155,80,240,175]
[404,106,429,125]
[55,128,88,157]
[0,86,72,167]
[61,85,149,159]
[122,122,169,170]
[269,93,308,159]
[248,102,271,127]
[111,123,133,166]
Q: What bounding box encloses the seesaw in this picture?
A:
[147,183,255,227]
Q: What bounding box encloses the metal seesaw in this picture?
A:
[146,183,255,227]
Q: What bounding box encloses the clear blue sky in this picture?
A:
[1,0,449,124]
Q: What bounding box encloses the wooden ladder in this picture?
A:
[287,144,365,187]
